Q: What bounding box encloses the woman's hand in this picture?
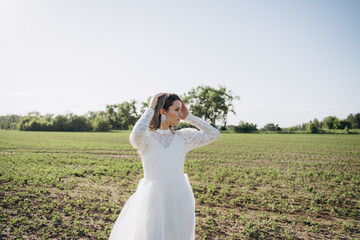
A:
[150,93,165,110]
[180,99,189,119]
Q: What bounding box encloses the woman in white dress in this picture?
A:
[109,93,221,240]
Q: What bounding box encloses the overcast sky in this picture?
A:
[1,0,359,128]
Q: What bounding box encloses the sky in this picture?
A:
[0,0,359,128]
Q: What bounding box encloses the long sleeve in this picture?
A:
[177,113,221,153]
[129,107,154,153]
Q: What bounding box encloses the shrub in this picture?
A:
[263,123,281,131]
[53,115,69,131]
[338,120,351,130]
[287,127,294,133]
[18,117,32,131]
[92,118,111,132]
[68,116,93,132]
[308,123,318,133]
[220,126,227,131]
[323,116,339,129]
[234,121,257,133]
[345,126,350,134]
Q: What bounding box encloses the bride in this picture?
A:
[109,92,221,240]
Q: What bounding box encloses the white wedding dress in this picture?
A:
[109,108,221,240]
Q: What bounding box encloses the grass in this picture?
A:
[0,130,359,239]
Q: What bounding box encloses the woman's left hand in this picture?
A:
[180,99,189,119]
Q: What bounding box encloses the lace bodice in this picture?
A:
[129,108,221,155]
[148,128,175,148]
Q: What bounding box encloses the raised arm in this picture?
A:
[129,93,164,153]
[129,107,154,152]
[178,113,221,153]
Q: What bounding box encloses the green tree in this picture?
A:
[18,116,33,131]
[234,121,258,133]
[43,114,54,122]
[106,100,139,130]
[301,123,308,131]
[333,118,341,129]
[308,123,318,133]
[338,119,351,130]
[85,110,107,121]
[18,117,52,131]
[263,123,281,131]
[68,115,92,132]
[312,118,321,128]
[92,117,111,132]
[140,96,152,114]
[106,104,120,129]
[27,111,41,117]
[53,115,69,131]
[347,113,360,129]
[287,127,294,133]
[0,114,21,130]
[117,101,139,130]
[323,116,339,129]
[182,85,240,128]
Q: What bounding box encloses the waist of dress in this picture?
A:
[143,172,186,181]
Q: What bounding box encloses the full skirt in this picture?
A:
[109,173,196,240]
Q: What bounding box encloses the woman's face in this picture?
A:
[163,100,183,126]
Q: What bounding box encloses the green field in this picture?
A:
[0,130,359,239]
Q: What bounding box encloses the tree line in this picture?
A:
[0,85,238,132]
[1,85,359,133]
[231,114,360,133]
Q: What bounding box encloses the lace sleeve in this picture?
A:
[129,107,154,153]
[177,113,221,153]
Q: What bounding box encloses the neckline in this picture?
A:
[155,128,171,134]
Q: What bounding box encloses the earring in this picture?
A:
[161,114,168,123]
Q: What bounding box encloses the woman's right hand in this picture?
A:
[150,93,165,110]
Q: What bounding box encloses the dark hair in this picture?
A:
[163,93,181,112]
[148,93,181,131]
